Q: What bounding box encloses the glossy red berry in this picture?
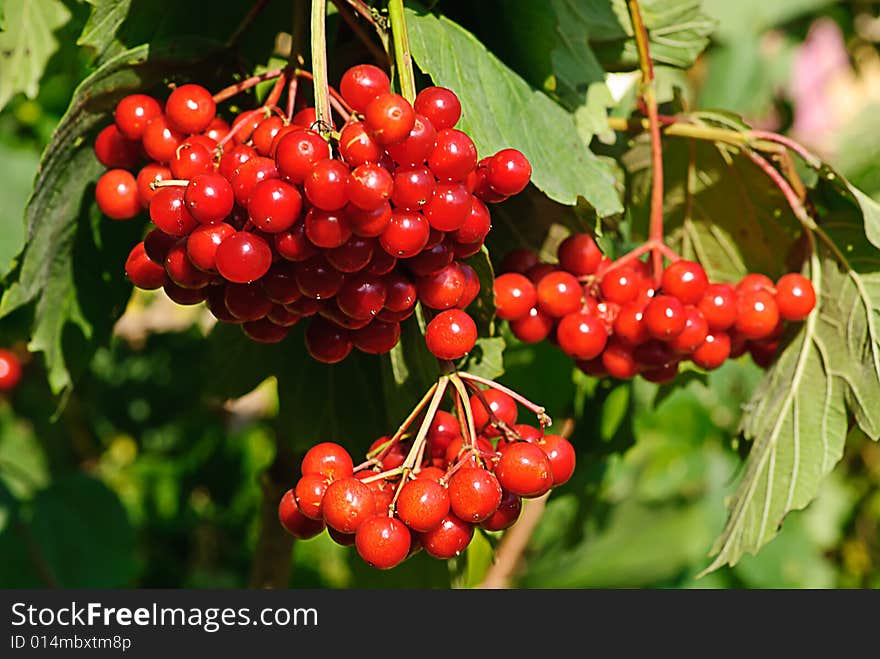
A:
[125,242,166,290]
[115,94,162,140]
[304,158,350,211]
[94,124,141,169]
[305,317,352,363]
[644,295,687,340]
[418,262,465,310]
[304,208,352,248]
[391,166,434,211]
[275,223,319,262]
[364,93,416,145]
[737,273,775,295]
[536,271,582,318]
[698,283,738,330]
[509,306,554,343]
[142,116,185,163]
[347,163,393,211]
[185,173,234,223]
[486,148,531,196]
[396,478,450,532]
[353,319,401,354]
[414,86,461,130]
[469,389,518,436]
[480,490,522,532]
[495,442,554,497]
[248,179,302,233]
[428,129,477,181]
[385,113,437,166]
[275,130,330,183]
[557,234,602,276]
[735,290,780,340]
[691,331,731,370]
[165,84,216,134]
[600,266,640,304]
[301,442,354,481]
[338,122,383,166]
[231,156,279,207]
[164,240,212,289]
[452,197,491,245]
[380,211,430,258]
[355,516,411,569]
[278,489,326,539]
[294,474,329,520]
[322,478,376,534]
[136,163,172,207]
[447,467,502,523]
[557,311,608,360]
[661,260,708,304]
[215,231,273,283]
[601,339,639,379]
[96,169,141,220]
[668,306,709,353]
[337,274,387,320]
[186,222,235,272]
[424,309,477,360]
[538,434,576,487]
[423,183,471,232]
[775,273,816,321]
[225,283,273,321]
[340,64,392,113]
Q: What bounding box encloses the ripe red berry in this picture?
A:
[391,166,434,211]
[447,467,502,523]
[185,173,234,224]
[304,208,352,248]
[428,129,477,181]
[149,186,198,235]
[643,294,686,340]
[115,94,162,140]
[337,274,387,319]
[304,158,350,211]
[295,256,345,299]
[493,273,537,321]
[775,273,816,321]
[142,116,185,163]
[557,233,602,276]
[425,309,477,360]
[355,516,411,569]
[218,143,255,181]
[601,339,640,379]
[136,163,173,207]
[353,319,401,354]
[385,113,437,167]
[557,311,608,360]
[364,93,415,145]
[509,306,554,343]
[347,163,393,211]
[479,490,522,532]
[452,197,491,245]
[340,64,392,113]
[231,156,279,207]
[536,271,582,318]
[469,389,518,436]
[661,260,708,304]
[414,87,461,130]
[215,231,273,283]
[276,130,332,184]
[698,283,737,330]
[165,84,216,134]
[305,317,352,363]
[487,148,531,196]
[338,122,383,166]
[275,223,319,262]
[294,474,330,520]
[735,290,780,340]
[538,434,576,487]
[301,442,354,480]
[495,442,554,497]
[225,283,273,321]
[252,116,284,156]
[96,169,141,220]
[737,273,775,295]
[668,306,709,353]
[600,266,640,304]
[278,489,326,539]
[94,124,141,169]
[186,222,235,272]
[380,211,430,258]
[322,478,376,533]
[396,478,450,532]
[418,262,465,310]
[248,179,302,233]
[691,331,731,370]
[164,240,212,289]
[421,514,474,559]
[125,242,166,290]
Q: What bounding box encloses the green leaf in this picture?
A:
[0,142,39,277]
[702,164,880,574]
[29,473,136,587]
[461,337,505,381]
[701,0,836,43]
[77,0,132,61]
[0,39,229,395]
[625,118,803,282]
[0,0,72,109]
[463,247,495,334]
[406,8,621,216]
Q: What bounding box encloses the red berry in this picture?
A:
[326,235,374,273]
[487,148,531,196]
[421,514,473,558]
[425,309,477,360]
[479,491,522,532]
[536,271,582,318]
[296,256,344,299]
[337,274,387,320]
[423,183,471,232]
[391,166,434,211]
[691,331,731,370]
[185,173,234,224]
[304,158,350,211]
[418,262,465,310]
[661,260,708,304]
[735,290,780,340]
[125,242,166,290]
[364,93,415,145]
[668,306,709,353]
[447,467,502,523]
[385,113,437,167]
[495,442,553,497]
[96,169,141,220]
[698,283,737,330]
[347,163,393,211]
[601,339,640,379]
[149,186,198,235]
[225,283,272,321]
[278,489,326,539]
[557,234,602,276]
[294,474,329,520]
[538,434,576,487]
[304,208,352,248]
[165,84,215,134]
[136,163,173,208]
[305,317,352,363]
[218,143,255,181]
[452,197,491,245]
[775,273,816,321]
[301,442,353,480]
[338,122,383,166]
[275,223,319,262]
[499,248,539,275]
[737,273,775,295]
[509,306,554,343]
[245,179,302,234]
[469,389,517,436]
[115,93,162,140]
[94,124,140,169]
[614,303,650,346]
[164,240,212,289]
[142,116,185,163]
[215,231,273,283]
[380,211,430,258]
[396,478,450,532]
[557,311,608,360]
[414,87,461,130]
[231,156,279,207]
[252,115,284,156]
[600,266,640,304]
[347,202,393,238]
[322,478,376,533]
[163,280,207,305]
[643,294,686,340]
[457,263,481,309]
[428,129,477,181]
[353,319,401,354]
[355,516,411,569]
[340,64,391,113]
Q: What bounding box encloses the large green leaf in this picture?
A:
[0,0,71,109]
[406,8,622,216]
[0,143,39,277]
[0,39,228,396]
[702,164,880,574]
[78,0,133,61]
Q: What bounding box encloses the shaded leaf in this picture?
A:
[0,0,71,109]
[406,8,622,216]
[461,336,505,381]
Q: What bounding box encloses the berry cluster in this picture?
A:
[94,65,531,363]
[278,383,573,569]
[0,349,22,393]
[493,234,817,380]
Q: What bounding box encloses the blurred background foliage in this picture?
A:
[1,0,879,589]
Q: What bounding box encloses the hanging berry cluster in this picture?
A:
[278,373,572,569]
[93,64,531,362]
[493,234,817,381]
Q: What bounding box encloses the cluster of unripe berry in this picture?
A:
[493,234,817,380]
[93,64,531,363]
[278,386,574,569]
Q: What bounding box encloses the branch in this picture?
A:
[310,0,334,134]
[388,0,417,103]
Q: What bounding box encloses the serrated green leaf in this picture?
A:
[77,0,132,62]
[0,39,229,395]
[406,8,621,216]
[0,0,71,109]
[702,163,880,574]
[461,337,505,381]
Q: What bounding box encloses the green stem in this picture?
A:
[310,0,334,135]
[388,0,417,103]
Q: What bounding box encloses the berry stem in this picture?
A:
[212,68,286,103]
[449,373,480,452]
[286,76,299,122]
[461,379,521,442]
[330,0,390,66]
[295,70,356,118]
[627,0,665,287]
[264,69,290,109]
[593,238,679,279]
[399,375,449,471]
[457,371,552,428]
[366,381,438,460]
[215,108,265,150]
[150,179,189,190]
[387,0,417,104]
[310,0,334,137]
